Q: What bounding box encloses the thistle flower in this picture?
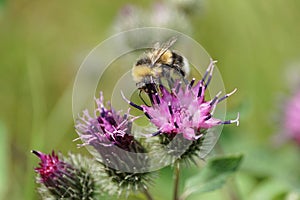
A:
[125,59,239,141]
[123,59,239,164]
[284,89,300,144]
[167,0,204,16]
[75,92,152,196]
[113,3,191,33]
[32,150,101,200]
[112,2,193,49]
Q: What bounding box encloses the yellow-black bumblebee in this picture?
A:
[132,37,190,100]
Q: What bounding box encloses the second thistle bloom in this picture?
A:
[32,150,100,199]
[75,92,144,153]
[75,92,152,196]
[284,89,300,144]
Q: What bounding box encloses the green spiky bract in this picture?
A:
[154,130,206,166]
[35,152,103,200]
[93,142,155,198]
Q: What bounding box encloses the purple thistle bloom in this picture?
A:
[75,93,152,194]
[124,59,239,141]
[32,150,70,185]
[32,150,101,199]
[32,150,79,198]
[284,89,300,144]
[75,92,141,152]
[75,92,148,172]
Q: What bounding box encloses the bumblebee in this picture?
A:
[132,37,190,98]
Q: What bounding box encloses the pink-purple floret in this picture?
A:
[284,89,300,144]
[125,59,239,140]
[75,93,136,151]
[143,81,224,140]
[32,150,69,184]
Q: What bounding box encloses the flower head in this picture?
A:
[125,59,239,141]
[113,3,192,34]
[75,92,144,153]
[32,150,101,199]
[284,89,300,144]
[33,150,71,185]
[75,92,152,196]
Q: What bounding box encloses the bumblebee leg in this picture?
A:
[145,86,155,104]
[182,77,189,86]
[147,94,154,104]
[175,81,182,93]
[164,68,174,90]
[139,90,150,107]
[170,76,175,87]
[121,92,152,119]
[172,65,189,86]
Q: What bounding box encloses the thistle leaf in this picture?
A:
[181,154,243,199]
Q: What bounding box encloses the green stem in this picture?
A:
[225,178,240,200]
[215,143,241,200]
[142,187,154,200]
[173,161,181,200]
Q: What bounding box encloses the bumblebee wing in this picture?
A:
[151,36,177,65]
[153,41,160,50]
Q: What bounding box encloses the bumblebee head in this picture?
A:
[136,76,158,94]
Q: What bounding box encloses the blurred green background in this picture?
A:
[1,0,300,199]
